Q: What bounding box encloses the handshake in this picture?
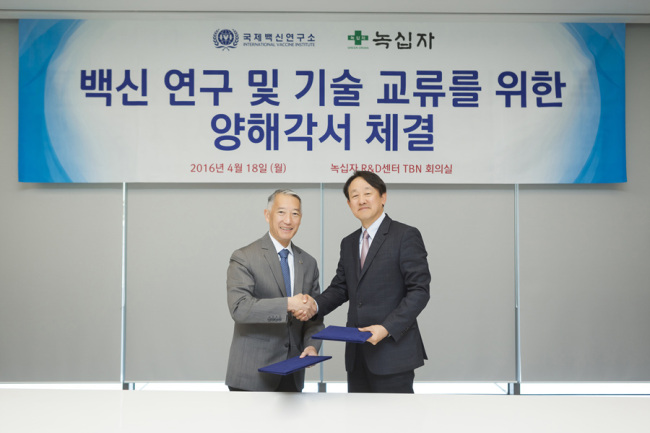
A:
[287,294,318,321]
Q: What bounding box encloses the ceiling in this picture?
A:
[1,0,649,22]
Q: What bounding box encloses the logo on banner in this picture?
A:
[213,29,239,50]
[347,30,369,49]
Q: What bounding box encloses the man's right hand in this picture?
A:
[287,294,317,321]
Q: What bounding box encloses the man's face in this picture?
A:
[347,176,387,228]
[264,194,302,247]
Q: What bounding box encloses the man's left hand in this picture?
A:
[300,346,319,358]
[359,325,389,345]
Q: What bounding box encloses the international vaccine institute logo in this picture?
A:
[213,29,239,51]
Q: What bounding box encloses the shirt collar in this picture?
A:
[268,232,293,256]
[361,212,386,241]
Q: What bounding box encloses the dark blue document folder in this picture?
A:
[258,355,332,375]
[312,326,371,343]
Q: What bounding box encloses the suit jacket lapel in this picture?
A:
[349,228,363,282]
[292,246,304,295]
[261,234,286,297]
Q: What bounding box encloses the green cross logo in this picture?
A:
[347,30,368,46]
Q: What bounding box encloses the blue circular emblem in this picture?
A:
[213,29,239,51]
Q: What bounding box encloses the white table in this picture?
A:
[1,389,648,432]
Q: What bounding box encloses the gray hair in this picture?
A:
[267,189,302,211]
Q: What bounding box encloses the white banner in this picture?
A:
[19,19,626,183]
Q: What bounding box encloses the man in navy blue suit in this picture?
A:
[296,171,431,393]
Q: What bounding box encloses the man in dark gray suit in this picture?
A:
[226,189,324,392]
[295,171,430,393]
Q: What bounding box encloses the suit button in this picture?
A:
[284,343,289,348]
[358,302,362,307]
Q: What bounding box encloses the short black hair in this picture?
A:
[343,171,387,200]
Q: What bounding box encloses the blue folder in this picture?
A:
[312,326,371,344]
[258,355,332,375]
